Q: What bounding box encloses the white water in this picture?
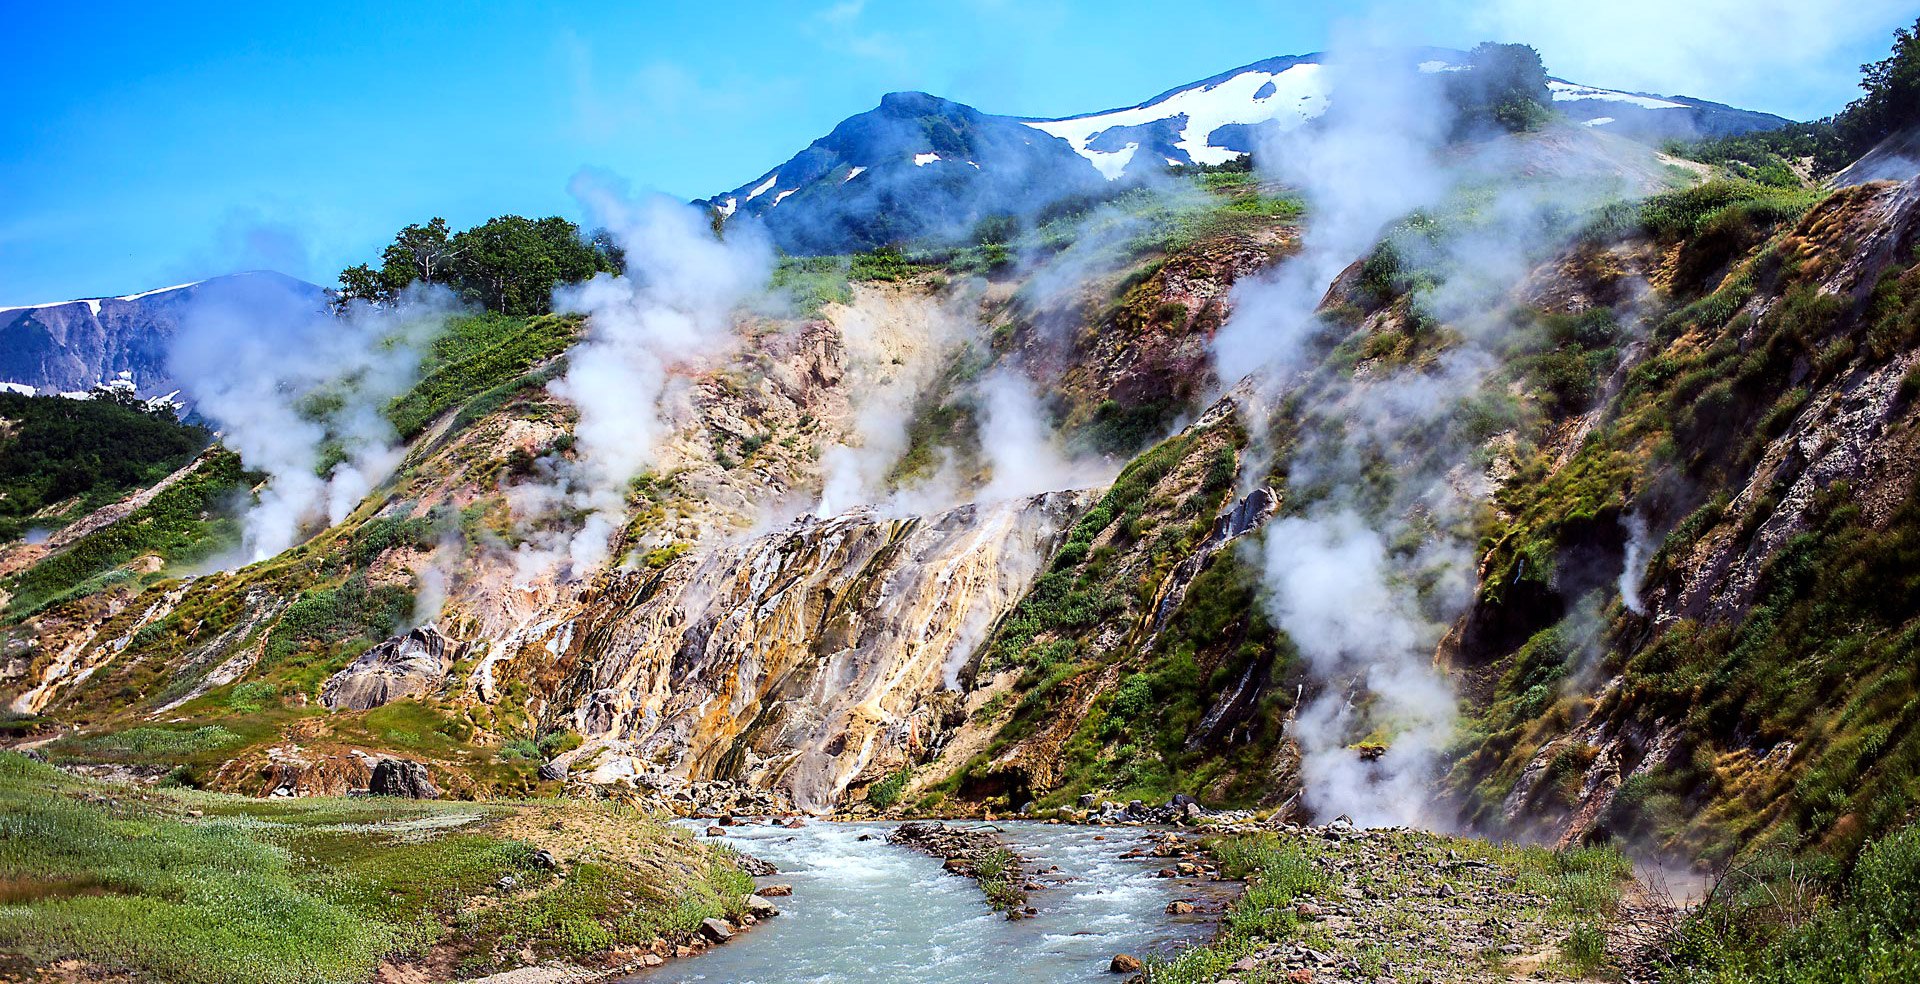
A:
[632,821,1225,983]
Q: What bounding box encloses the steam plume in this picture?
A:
[520,171,773,577]
[1213,41,1642,826]
[170,276,454,563]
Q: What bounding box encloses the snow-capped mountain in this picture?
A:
[0,271,325,397]
[699,48,1791,255]
[701,91,1108,256]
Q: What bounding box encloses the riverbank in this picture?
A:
[0,752,760,984]
[1133,819,1637,984]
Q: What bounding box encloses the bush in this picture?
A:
[867,768,912,808]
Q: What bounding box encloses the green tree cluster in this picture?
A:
[1446,43,1552,134]
[0,392,212,542]
[338,216,622,315]
[1682,18,1920,177]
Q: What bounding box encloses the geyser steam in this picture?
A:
[169,276,453,563]
[520,171,774,577]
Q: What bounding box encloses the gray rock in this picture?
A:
[369,757,440,799]
[699,917,734,942]
[321,626,459,711]
[744,895,779,918]
[735,852,778,876]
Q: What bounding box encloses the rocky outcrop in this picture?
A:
[370,757,441,799]
[529,490,1088,812]
[321,626,459,711]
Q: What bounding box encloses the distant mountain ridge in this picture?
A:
[0,271,325,398]
[700,47,1794,254]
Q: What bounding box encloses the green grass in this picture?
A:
[868,767,912,808]
[385,312,580,438]
[52,725,247,763]
[1143,833,1629,983]
[0,392,213,544]
[770,255,853,316]
[1142,835,1328,983]
[0,752,746,983]
[1659,825,1920,983]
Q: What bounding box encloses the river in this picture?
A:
[629,820,1230,983]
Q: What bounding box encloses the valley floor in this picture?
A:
[0,753,757,984]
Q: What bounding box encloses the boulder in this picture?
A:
[699,918,734,942]
[1166,900,1195,914]
[744,895,780,918]
[368,757,440,799]
[320,626,459,711]
[735,852,778,876]
[1110,953,1142,973]
[758,883,793,897]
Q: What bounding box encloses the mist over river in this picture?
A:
[630,821,1229,983]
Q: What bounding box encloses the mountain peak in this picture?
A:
[702,49,1793,256]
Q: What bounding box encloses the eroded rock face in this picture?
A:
[322,626,458,711]
[529,490,1089,812]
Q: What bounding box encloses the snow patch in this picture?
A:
[912,153,941,166]
[0,297,101,316]
[3,277,208,316]
[1025,63,1330,179]
[0,382,35,396]
[716,197,739,218]
[843,166,867,182]
[1547,81,1686,111]
[771,188,797,206]
[118,279,205,301]
[1583,117,1617,127]
[745,175,778,201]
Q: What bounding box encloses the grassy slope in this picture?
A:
[0,752,750,983]
[0,393,213,544]
[386,311,581,439]
[3,308,609,789]
[1,450,248,619]
[1449,180,1920,857]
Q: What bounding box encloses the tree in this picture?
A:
[382,218,462,287]
[1448,43,1552,134]
[1825,17,1920,168]
[336,217,460,306]
[335,263,391,307]
[338,214,619,315]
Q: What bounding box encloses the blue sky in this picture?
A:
[2,0,1909,304]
